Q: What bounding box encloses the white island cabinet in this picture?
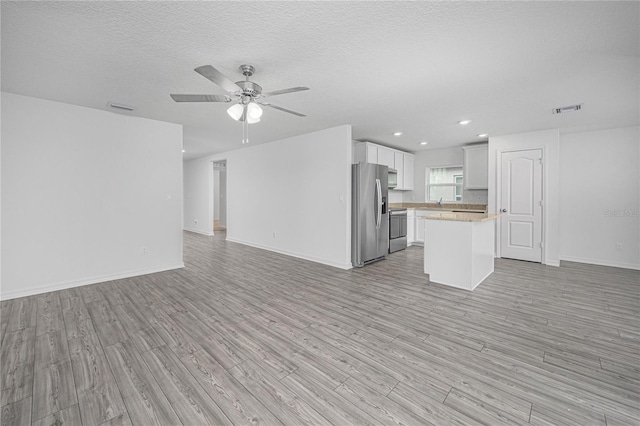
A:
[423,213,500,291]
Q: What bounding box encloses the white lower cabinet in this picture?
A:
[414,210,452,245]
[407,210,415,245]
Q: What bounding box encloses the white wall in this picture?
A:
[404,146,488,204]
[560,126,639,270]
[489,129,561,266]
[219,168,227,227]
[388,191,404,204]
[183,125,353,269]
[1,93,184,300]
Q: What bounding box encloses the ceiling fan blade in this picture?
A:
[262,87,309,97]
[194,65,242,93]
[170,94,231,102]
[260,102,306,117]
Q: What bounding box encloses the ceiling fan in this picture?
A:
[170,64,309,124]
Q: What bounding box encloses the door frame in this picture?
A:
[210,159,228,236]
[495,147,545,262]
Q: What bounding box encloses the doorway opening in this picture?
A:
[213,161,227,234]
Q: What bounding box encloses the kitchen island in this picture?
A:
[423,212,500,291]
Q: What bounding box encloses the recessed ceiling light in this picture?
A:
[393,131,403,136]
[458,120,471,125]
[478,133,488,138]
[420,141,428,145]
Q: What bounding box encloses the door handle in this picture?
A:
[375,178,382,229]
[501,209,507,213]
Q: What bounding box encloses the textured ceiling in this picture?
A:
[2,1,638,159]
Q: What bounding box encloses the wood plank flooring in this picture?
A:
[1,231,639,425]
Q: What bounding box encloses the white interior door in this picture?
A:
[500,149,543,262]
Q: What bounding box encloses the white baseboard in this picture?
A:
[184,227,214,236]
[560,256,640,271]
[0,263,185,301]
[225,237,353,270]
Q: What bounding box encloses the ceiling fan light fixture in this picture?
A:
[247,102,263,120]
[227,103,245,121]
[245,115,261,124]
[227,102,262,123]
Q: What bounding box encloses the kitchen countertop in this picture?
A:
[388,202,487,212]
[421,212,500,222]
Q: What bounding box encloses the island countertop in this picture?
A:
[421,213,501,222]
[389,202,487,212]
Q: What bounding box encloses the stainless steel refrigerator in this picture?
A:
[352,163,389,267]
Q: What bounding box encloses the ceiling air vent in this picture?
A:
[108,102,135,111]
[552,104,582,114]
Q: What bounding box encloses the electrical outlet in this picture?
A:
[273,231,277,239]
[194,219,198,224]
[616,242,623,251]
[141,247,148,255]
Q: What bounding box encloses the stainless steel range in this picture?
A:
[389,208,407,253]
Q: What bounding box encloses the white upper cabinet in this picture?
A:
[353,142,415,190]
[366,144,378,164]
[378,147,395,169]
[463,144,488,189]
[394,152,404,189]
[402,153,414,190]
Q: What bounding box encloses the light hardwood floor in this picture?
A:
[1,231,639,425]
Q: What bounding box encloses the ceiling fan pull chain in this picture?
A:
[245,116,249,144]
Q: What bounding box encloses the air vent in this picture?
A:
[552,104,582,114]
[108,102,135,111]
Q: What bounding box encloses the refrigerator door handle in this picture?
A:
[375,178,382,229]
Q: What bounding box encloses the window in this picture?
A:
[454,175,463,201]
[426,166,463,202]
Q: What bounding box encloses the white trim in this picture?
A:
[0,263,185,301]
[560,256,639,271]
[183,227,214,236]
[428,268,491,291]
[209,158,227,237]
[226,237,353,270]
[494,254,560,267]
